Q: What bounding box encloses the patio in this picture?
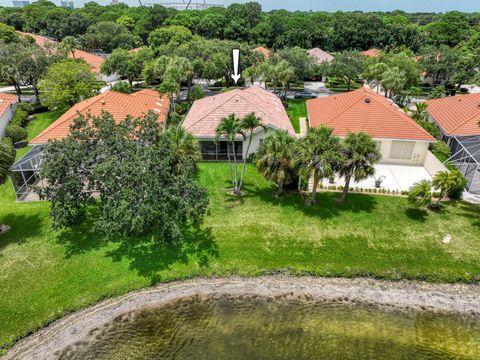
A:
[321,163,433,192]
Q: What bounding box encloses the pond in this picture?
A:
[59,294,480,360]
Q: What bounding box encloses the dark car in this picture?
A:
[294,90,317,99]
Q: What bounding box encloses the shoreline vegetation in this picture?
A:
[4,275,480,360]
[1,163,479,354]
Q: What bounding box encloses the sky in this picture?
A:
[1,0,479,12]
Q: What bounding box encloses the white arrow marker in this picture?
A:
[231,49,241,84]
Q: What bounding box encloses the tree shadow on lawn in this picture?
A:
[457,202,480,228]
[0,213,44,255]
[106,226,219,285]
[57,222,219,284]
[235,181,378,220]
[405,208,429,222]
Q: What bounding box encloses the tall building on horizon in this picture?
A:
[12,0,31,7]
[60,0,74,8]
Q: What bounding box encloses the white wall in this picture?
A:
[242,128,276,158]
[97,73,119,83]
[423,150,448,177]
[0,105,16,138]
[376,139,430,165]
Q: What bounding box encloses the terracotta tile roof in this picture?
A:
[69,50,105,74]
[0,93,17,119]
[252,46,271,58]
[426,94,480,136]
[183,85,295,138]
[308,48,334,64]
[16,31,57,48]
[307,87,435,141]
[362,49,381,57]
[31,89,169,145]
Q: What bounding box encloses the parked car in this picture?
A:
[272,89,283,97]
[294,90,317,99]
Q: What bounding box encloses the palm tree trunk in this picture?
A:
[33,85,40,103]
[311,171,319,204]
[276,180,284,196]
[226,142,235,191]
[128,78,133,90]
[341,175,351,202]
[14,83,22,103]
[347,78,351,91]
[232,141,240,194]
[239,132,253,191]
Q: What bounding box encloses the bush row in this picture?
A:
[4,102,34,144]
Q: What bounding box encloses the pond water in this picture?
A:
[59,295,480,360]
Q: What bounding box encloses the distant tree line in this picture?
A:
[1,1,479,52]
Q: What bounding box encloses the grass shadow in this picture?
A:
[405,208,428,222]
[0,213,44,254]
[106,226,218,284]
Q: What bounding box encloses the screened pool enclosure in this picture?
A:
[10,145,45,201]
[446,136,480,194]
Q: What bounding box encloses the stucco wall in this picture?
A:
[376,139,430,165]
[423,150,448,177]
[0,105,15,138]
[97,73,119,83]
[242,128,275,158]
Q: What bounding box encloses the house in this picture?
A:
[362,49,381,58]
[16,31,56,49]
[182,85,295,161]
[307,87,444,191]
[252,46,271,59]
[11,89,169,201]
[426,94,480,193]
[69,50,118,83]
[16,31,118,83]
[0,93,18,138]
[308,48,334,64]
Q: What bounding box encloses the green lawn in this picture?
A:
[286,99,307,133]
[0,162,479,352]
[15,108,65,161]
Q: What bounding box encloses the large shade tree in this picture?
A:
[38,58,99,109]
[38,111,208,240]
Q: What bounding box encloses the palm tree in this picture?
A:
[432,170,466,206]
[293,126,342,205]
[59,36,80,59]
[410,102,429,122]
[239,113,264,191]
[339,132,381,202]
[215,114,244,194]
[165,126,201,176]
[0,64,22,102]
[256,130,296,196]
[408,180,433,208]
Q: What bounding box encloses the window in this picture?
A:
[389,141,415,160]
[375,141,382,150]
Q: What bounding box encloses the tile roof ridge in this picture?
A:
[449,110,480,134]
[366,91,434,139]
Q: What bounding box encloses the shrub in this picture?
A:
[5,124,28,143]
[110,81,132,94]
[188,84,205,102]
[0,139,15,184]
[416,119,440,139]
[17,102,34,113]
[429,141,451,162]
[447,170,467,199]
[10,109,28,127]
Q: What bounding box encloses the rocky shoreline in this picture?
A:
[4,276,480,360]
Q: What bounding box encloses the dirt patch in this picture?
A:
[4,276,480,360]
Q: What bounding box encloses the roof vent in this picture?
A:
[101,100,106,105]
[365,98,371,103]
